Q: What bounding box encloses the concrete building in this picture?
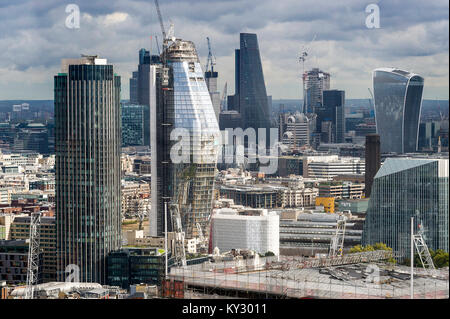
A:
[279,211,363,256]
[9,216,56,282]
[280,113,314,148]
[365,134,381,197]
[0,239,43,284]
[318,181,365,199]
[305,156,365,179]
[211,208,279,256]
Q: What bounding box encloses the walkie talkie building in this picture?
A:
[372,68,424,154]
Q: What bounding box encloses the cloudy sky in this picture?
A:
[0,0,448,100]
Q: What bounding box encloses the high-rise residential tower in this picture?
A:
[151,39,220,239]
[372,68,424,154]
[55,56,122,283]
[303,68,330,114]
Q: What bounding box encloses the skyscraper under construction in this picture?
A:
[303,68,330,114]
[150,38,220,239]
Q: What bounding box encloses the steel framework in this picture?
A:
[328,215,346,257]
[25,212,41,299]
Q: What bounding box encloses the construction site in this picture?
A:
[168,251,449,299]
[165,214,449,300]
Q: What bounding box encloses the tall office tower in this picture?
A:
[205,70,220,122]
[364,134,380,197]
[226,34,271,136]
[303,68,330,114]
[129,71,139,104]
[372,68,424,154]
[151,39,220,239]
[138,49,151,107]
[238,33,271,136]
[121,104,150,147]
[322,90,345,143]
[129,49,162,146]
[12,123,49,154]
[55,56,121,283]
[362,157,448,259]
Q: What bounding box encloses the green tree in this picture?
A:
[349,245,364,253]
[265,251,275,257]
[432,250,449,268]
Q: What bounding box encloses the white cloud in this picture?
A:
[0,0,447,100]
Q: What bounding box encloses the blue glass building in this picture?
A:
[373,68,424,154]
[362,157,449,259]
[121,104,150,147]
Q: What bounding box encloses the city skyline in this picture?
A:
[0,0,448,101]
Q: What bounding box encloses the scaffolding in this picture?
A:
[168,255,449,299]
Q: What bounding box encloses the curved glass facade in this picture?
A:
[152,40,220,239]
[373,69,424,153]
[362,158,449,260]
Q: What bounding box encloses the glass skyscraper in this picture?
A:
[121,104,150,147]
[362,157,449,259]
[372,68,424,154]
[321,89,346,143]
[55,56,122,283]
[151,39,220,239]
[226,33,271,137]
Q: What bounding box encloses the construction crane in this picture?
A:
[412,210,436,273]
[196,222,208,252]
[169,203,187,267]
[328,215,346,258]
[25,212,41,299]
[220,82,228,112]
[154,0,166,40]
[205,37,216,74]
[368,88,375,110]
[299,34,316,113]
[155,35,161,56]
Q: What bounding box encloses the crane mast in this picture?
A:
[329,215,346,258]
[205,37,216,73]
[25,212,41,299]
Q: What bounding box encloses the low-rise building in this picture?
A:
[0,239,43,285]
[211,208,279,256]
[107,247,173,290]
[9,216,56,282]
